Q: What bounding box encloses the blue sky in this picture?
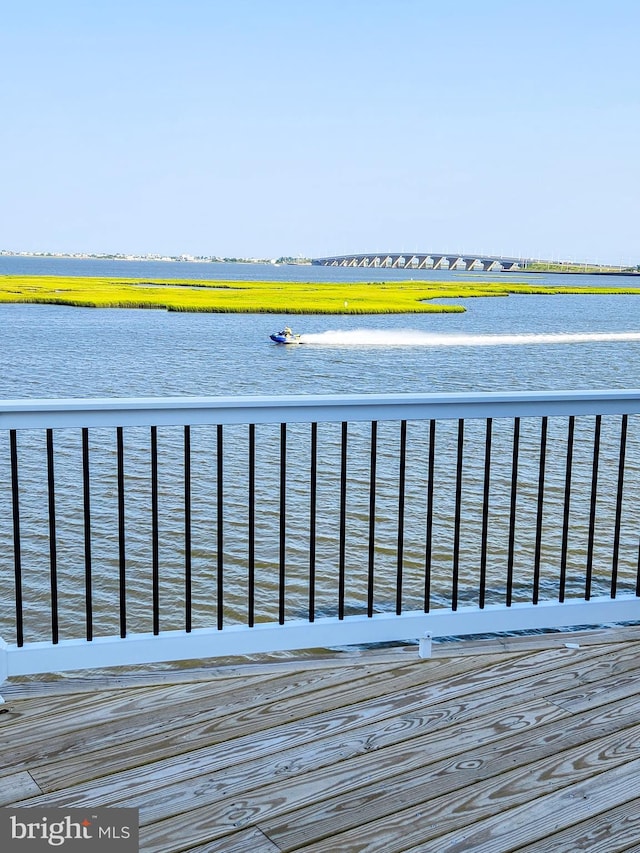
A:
[1,0,638,263]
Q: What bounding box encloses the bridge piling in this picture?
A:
[312,251,533,271]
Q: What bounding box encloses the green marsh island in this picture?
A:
[2,275,640,314]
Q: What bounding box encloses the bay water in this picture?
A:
[2,256,640,647]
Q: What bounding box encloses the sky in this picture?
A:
[1,0,639,264]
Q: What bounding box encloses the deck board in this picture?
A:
[16,654,500,793]
[0,771,42,806]
[512,797,640,853]
[3,629,640,852]
[277,704,640,851]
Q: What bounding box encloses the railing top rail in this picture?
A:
[3,389,640,429]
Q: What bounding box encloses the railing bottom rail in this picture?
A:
[1,596,638,700]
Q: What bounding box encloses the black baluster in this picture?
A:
[217,424,224,630]
[585,415,601,601]
[506,417,520,607]
[559,416,575,603]
[424,419,435,613]
[279,423,286,625]
[10,430,23,647]
[533,417,548,605]
[396,420,407,615]
[452,419,464,611]
[151,426,159,635]
[611,415,628,598]
[479,418,492,609]
[117,426,126,638]
[82,428,93,641]
[248,423,255,627]
[339,422,347,620]
[367,421,377,618]
[47,429,58,644]
[309,422,317,622]
[184,425,192,632]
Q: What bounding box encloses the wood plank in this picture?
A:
[261,691,640,851]
[512,796,640,853]
[400,756,640,853]
[0,644,425,699]
[548,670,640,713]
[22,641,591,803]
[28,671,571,815]
[17,643,622,806]
[136,696,566,852]
[66,642,640,826]
[22,651,519,792]
[0,771,41,806]
[124,644,640,817]
[184,826,281,853]
[17,633,606,762]
[14,664,562,814]
[2,663,389,742]
[0,673,280,738]
[2,657,416,773]
[138,669,640,852]
[100,648,596,821]
[5,630,640,853]
[546,640,640,689]
[0,686,160,726]
[430,623,640,656]
[470,624,640,652]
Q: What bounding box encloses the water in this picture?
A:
[3,253,640,399]
[3,294,640,400]
[2,257,640,646]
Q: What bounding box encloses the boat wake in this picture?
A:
[299,330,640,348]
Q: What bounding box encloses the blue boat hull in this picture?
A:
[270,333,301,344]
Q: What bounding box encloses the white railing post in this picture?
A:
[419,632,432,659]
[0,636,8,702]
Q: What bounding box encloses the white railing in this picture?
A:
[2,389,640,692]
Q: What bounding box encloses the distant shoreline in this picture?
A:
[3,253,637,276]
[511,269,640,277]
[0,251,309,266]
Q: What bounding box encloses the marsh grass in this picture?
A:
[2,275,640,314]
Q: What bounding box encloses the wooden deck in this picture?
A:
[3,626,640,852]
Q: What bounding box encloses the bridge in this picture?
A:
[312,251,529,271]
